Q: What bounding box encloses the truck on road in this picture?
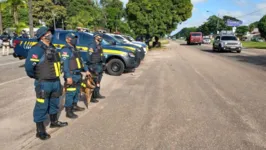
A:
[187,32,203,45]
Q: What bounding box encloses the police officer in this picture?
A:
[88,33,106,102]
[61,33,90,119]
[25,27,68,140]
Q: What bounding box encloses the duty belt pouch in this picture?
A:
[35,83,47,99]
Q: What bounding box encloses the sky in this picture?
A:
[120,0,266,35]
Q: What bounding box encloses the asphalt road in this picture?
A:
[2,41,266,150]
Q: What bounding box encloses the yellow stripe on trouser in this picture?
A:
[37,98,44,103]
[76,58,81,69]
[67,88,76,91]
[54,63,59,77]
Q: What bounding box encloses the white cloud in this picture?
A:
[191,0,208,4]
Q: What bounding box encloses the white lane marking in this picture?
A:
[0,76,27,86]
[0,60,24,66]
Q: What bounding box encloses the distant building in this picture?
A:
[242,28,262,41]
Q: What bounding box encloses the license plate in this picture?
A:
[231,47,236,49]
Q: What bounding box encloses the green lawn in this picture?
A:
[242,41,266,49]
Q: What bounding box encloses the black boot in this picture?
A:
[36,122,51,140]
[50,114,68,128]
[65,106,78,119]
[73,102,85,111]
[96,91,105,99]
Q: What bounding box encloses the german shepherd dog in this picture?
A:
[62,75,96,108]
[80,75,96,107]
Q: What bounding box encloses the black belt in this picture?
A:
[71,71,81,75]
[37,78,60,82]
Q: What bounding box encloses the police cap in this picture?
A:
[36,27,51,40]
[66,32,78,39]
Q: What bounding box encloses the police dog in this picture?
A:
[80,75,96,107]
[61,75,96,108]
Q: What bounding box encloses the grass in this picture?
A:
[242,41,266,49]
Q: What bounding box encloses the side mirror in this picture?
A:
[112,41,116,45]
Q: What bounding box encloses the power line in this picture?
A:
[235,6,266,18]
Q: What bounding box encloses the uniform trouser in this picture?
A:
[64,73,82,107]
[2,42,9,55]
[33,79,62,123]
[90,63,104,94]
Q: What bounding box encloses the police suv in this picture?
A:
[13,30,139,76]
[213,31,242,53]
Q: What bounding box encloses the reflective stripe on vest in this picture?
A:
[76,58,81,69]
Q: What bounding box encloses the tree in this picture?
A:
[249,21,259,32]
[32,0,66,28]
[235,26,248,37]
[126,0,193,37]
[0,0,8,33]
[28,0,33,37]
[100,0,124,32]
[175,27,197,39]
[258,15,266,39]
[8,0,27,25]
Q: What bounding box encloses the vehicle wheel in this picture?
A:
[237,50,241,53]
[199,43,202,46]
[218,45,222,52]
[106,59,125,76]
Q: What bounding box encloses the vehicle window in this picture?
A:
[103,35,115,43]
[221,36,237,41]
[101,39,110,45]
[58,32,69,42]
[191,33,202,36]
[80,34,94,45]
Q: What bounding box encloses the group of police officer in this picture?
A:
[25,27,106,140]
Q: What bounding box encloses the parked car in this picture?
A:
[187,32,203,45]
[13,30,139,76]
[202,37,211,44]
[212,31,242,53]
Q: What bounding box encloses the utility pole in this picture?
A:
[28,0,34,37]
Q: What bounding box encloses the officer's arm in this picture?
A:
[61,48,72,78]
[25,47,43,78]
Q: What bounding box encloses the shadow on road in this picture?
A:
[228,55,266,69]
[201,49,235,54]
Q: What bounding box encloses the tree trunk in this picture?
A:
[13,7,18,25]
[0,4,2,34]
[28,0,34,37]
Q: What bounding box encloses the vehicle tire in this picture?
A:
[218,45,222,52]
[237,50,241,53]
[199,43,202,46]
[106,59,125,76]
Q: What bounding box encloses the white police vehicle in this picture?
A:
[213,31,242,53]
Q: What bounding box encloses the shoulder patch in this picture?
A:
[62,51,69,57]
[32,54,38,59]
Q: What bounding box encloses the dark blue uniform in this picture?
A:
[61,43,89,107]
[25,41,62,123]
[87,40,105,99]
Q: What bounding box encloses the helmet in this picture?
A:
[36,27,50,40]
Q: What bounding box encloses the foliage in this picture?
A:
[249,21,259,32]
[175,27,197,38]
[8,0,27,25]
[235,26,248,37]
[100,0,124,32]
[242,41,266,49]
[258,15,266,39]
[32,0,66,28]
[126,0,193,37]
